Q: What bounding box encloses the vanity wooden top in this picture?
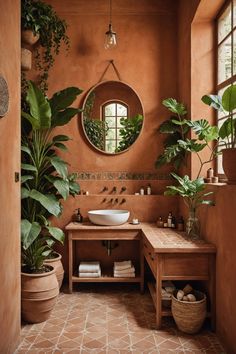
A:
[65,222,216,254]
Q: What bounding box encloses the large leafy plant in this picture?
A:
[21,81,82,272]
[202,84,236,149]
[21,0,69,92]
[116,114,143,152]
[156,98,219,177]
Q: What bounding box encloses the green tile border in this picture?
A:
[76,172,172,180]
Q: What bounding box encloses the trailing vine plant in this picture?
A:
[21,0,70,93]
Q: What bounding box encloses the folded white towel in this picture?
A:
[114,273,135,278]
[78,261,101,273]
[114,260,132,271]
[113,266,135,274]
[79,270,101,278]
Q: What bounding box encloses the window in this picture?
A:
[216,0,236,173]
[102,101,128,153]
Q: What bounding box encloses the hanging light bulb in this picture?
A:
[104,0,117,49]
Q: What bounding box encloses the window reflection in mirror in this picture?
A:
[81,81,144,154]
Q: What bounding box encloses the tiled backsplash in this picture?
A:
[76,171,171,180]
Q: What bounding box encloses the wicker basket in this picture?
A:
[171,290,207,334]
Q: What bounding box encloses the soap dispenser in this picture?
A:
[72,208,83,223]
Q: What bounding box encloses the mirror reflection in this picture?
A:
[81,80,144,154]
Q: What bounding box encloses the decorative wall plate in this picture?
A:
[0,75,9,117]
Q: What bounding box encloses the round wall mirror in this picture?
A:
[81,80,144,154]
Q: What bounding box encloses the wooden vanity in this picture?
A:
[65,222,216,330]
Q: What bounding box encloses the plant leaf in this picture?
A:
[49,87,83,113]
[162,98,187,116]
[46,226,65,244]
[29,189,61,216]
[222,85,236,112]
[21,219,41,250]
[50,156,68,178]
[51,107,79,127]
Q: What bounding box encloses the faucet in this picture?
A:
[120,186,126,193]
[111,186,117,194]
[120,198,126,204]
[101,186,108,193]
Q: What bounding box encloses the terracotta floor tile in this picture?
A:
[15,287,225,354]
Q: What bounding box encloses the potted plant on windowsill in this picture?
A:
[202,84,236,184]
[21,0,69,92]
[21,81,82,322]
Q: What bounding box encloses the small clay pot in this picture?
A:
[21,48,32,71]
[21,30,40,45]
[222,148,236,185]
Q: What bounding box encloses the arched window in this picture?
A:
[102,101,128,153]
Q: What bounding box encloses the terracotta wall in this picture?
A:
[178,1,236,353]
[42,0,181,275]
[0,0,21,353]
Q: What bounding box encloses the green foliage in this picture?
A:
[202,84,236,148]
[116,114,143,152]
[21,0,70,92]
[21,81,82,272]
[164,173,214,211]
[156,98,219,177]
[84,118,109,150]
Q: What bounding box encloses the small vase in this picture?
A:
[186,209,200,239]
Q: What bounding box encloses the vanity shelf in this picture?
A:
[72,274,142,283]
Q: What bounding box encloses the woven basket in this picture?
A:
[171,290,207,334]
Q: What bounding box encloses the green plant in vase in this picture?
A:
[164,174,214,239]
[156,98,219,239]
[21,81,82,273]
[115,114,143,152]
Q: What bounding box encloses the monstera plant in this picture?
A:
[21,81,82,273]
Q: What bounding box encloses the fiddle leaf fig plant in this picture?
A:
[116,114,143,152]
[202,84,236,149]
[156,98,219,177]
[21,81,82,273]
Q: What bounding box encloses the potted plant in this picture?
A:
[202,84,236,184]
[21,81,82,322]
[21,0,69,92]
[156,98,219,176]
[164,173,214,239]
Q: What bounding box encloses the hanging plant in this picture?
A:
[21,0,70,93]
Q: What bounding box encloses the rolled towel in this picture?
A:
[79,270,101,278]
[78,261,101,273]
[113,266,135,274]
[114,260,132,271]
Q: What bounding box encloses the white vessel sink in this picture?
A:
[88,209,130,226]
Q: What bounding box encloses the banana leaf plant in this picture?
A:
[156,98,219,177]
[202,84,236,149]
[21,81,82,273]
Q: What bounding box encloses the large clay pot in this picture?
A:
[21,266,59,323]
[222,148,236,185]
[44,252,64,289]
[21,30,40,45]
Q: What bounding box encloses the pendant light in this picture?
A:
[104,0,117,49]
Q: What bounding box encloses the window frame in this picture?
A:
[101,100,129,153]
[216,0,236,176]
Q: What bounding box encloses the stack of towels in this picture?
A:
[78,261,101,278]
[113,260,135,278]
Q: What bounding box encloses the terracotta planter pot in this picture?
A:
[21,30,40,45]
[44,252,64,289]
[21,48,32,71]
[222,148,236,185]
[21,266,59,323]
